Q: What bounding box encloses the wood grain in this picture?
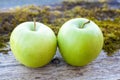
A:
[0,50,120,80]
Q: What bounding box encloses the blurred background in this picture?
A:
[0,0,63,9]
[0,0,120,55]
[0,0,120,9]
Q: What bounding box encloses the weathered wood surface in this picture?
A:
[0,49,120,80]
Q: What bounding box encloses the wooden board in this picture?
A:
[0,50,120,80]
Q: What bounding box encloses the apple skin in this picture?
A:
[57,18,104,66]
[10,22,57,68]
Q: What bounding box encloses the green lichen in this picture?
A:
[0,1,120,55]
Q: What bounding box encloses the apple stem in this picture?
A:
[81,20,90,28]
[33,18,36,31]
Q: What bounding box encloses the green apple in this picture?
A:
[10,21,57,68]
[58,18,104,66]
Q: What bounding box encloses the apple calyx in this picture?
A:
[33,18,36,31]
[80,20,90,28]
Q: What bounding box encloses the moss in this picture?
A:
[96,20,120,55]
[0,35,9,48]
[0,42,5,48]
[0,1,120,55]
